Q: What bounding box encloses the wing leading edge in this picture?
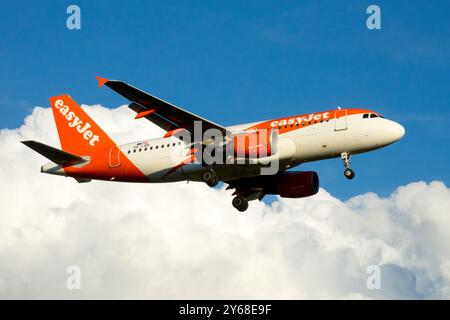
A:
[97,77,230,136]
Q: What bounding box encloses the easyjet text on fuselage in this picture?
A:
[270,112,331,127]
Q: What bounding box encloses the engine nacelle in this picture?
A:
[266,171,319,198]
[233,129,278,159]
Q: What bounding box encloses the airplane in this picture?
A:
[22,76,405,212]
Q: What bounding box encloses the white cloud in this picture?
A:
[0,105,449,299]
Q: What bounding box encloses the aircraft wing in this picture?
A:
[97,77,230,136]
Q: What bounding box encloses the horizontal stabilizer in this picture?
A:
[21,140,87,166]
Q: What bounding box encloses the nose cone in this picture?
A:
[389,121,405,142]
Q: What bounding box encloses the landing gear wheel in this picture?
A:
[341,152,355,180]
[201,169,217,186]
[232,196,249,212]
[208,177,219,187]
[344,168,355,180]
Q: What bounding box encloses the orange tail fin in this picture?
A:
[50,95,115,155]
[49,95,147,182]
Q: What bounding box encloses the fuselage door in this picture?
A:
[109,145,121,168]
[334,109,348,131]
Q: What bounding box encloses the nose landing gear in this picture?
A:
[341,152,355,180]
[344,168,355,179]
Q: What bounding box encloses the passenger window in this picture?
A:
[127,150,130,154]
[150,146,153,150]
[161,145,164,148]
[363,114,369,119]
[370,114,378,118]
[155,146,158,149]
[167,144,170,147]
[144,148,147,151]
[172,143,176,146]
[139,149,142,152]
[133,149,136,153]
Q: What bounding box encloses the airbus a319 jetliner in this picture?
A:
[22,77,405,212]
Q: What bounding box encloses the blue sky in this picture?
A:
[1,0,449,199]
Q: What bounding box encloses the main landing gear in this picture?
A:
[341,152,355,180]
[201,169,249,212]
[201,169,219,187]
[232,196,249,212]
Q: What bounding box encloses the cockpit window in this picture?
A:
[363,113,384,119]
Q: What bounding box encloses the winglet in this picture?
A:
[96,76,109,87]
